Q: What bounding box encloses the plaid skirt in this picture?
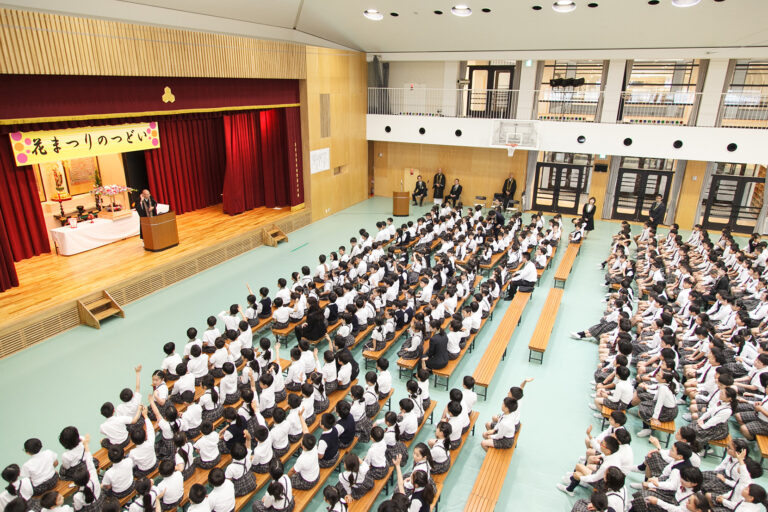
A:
[100,438,130,450]
[106,481,135,500]
[252,456,282,474]
[603,399,628,411]
[304,413,316,427]
[571,499,592,512]
[285,381,302,392]
[339,334,355,348]
[630,488,677,512]
[195,454,221,469]
[224,391,241,405]
[324,380,338,395]
[701,471,732,495]
[314,396,330,415]
[422,397,431,411]
[639,402,678,423]
[722,362,749,378]
[386,442,409,467]
[59,460,86,481]
[398,347,422,360]
[365,402,380,419]
[289,433,303,444]
[202,405,223,423]
[273,444,290,458]
[160,497,181,512]
[133,461,158,477]
[492,436,516,449]
[291,473,318,491]
[355,417,373,443]
[741,413,768,436]
[319,451,339,469]
[431,458,450,474]
[273,321,289,329]
[449,438,461,450]
[252,498,295,512]
[232,472,257,497]
[78,492,104,512]
[644,451,668,478]
[182,464,196,480]
[589,320,618,337]
[246,416,264,438]
[364,339,386,352]
[31,474,58,496]
[694,422,728,444]
[337,474,375,500]
[369,465,389,480]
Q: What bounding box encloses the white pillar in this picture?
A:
[696,59,730,127]
[442,61,460,117]
[600,59,627,123]
[516,62,537,120]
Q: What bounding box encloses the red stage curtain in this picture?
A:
[284,107,305,206]
[144,117,226,214]
[0,210,20,292]
[221,110,291,215]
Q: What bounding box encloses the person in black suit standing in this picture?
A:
[446,179,462,207]
[648,194,666,229]
[136,189,157,218]
[412,175,428,206]
[581,196,597,237]
[432,169,446,203]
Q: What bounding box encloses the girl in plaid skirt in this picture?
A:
[692,387,736,444]
[639,426,701,479]
[350,386,373,443]
[379,412,408,468]
[225,441,256,497]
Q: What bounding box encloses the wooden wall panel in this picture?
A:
[675,160,708,229]
[305,47,369,221]
[0,7,305,78]
[372,142,528,206]
[588,156,611,220]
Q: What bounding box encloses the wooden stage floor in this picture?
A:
[2,204,293,327]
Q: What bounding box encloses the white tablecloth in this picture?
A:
[51,210,140,256]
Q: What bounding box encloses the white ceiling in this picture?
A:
[5,0,768,57]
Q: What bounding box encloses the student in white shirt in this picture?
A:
[128,411,158,477]
[187,484,211,512]
[288,416,320,490]
[57,427,88,481]
[161,342,182,381]
[155,460,184,510]
[322,486,350,512]
[252,466,293,512]
[102,447,135,499]
[224,437,256,497]
[481,397,519,451]
[193,421,221,469]
[505,252,537,300]
[201,316,221,354]
[207,468,235,512]
[337,452,374,500]
[0,465,33,512]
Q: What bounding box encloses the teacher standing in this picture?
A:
[648,194,666,229]
[136,189,157,217]
[581,196,597,237]
[432,169,446,203]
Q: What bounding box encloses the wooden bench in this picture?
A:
[348,400,437,512]
[527,288,564,364]
[704,434,732,459]
[472,292,530,400]
[362,325,408,369]
[479,252,506,276]
[757,435,768,467]
[649,419,676,447]
[431,411,480,511]
[553,243,581,289]
[463,424,522,512]
[292,438,360,512]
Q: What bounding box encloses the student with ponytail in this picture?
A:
[405,380,425,425]
[349,385,373,443]
[427,422,452,475]
[393,456,434,512]
[127,477,161,512]
[0,464,33,511]
[376,411,408,467]
[322,485,348,512]
[641,425,701,479]
[693,387,737,444]
[71,435,102,512]
[403,444,434,496]
[337,453,374,500]
[716,483,768,512]
[173,432,195,480]
[637,371,679,438]
[199,375,223,423]
[310,371,329,415]
[363,372,381,419]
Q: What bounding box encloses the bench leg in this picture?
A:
[365,359,375,370]
[386,397,391,411]
[429,410,434,424]
[478,386,488,401]
[502,348,506,361]
[528,350,544,364]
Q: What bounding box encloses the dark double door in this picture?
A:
[611,169,673,221]
[532,162,588,215]
[702,175,764,234]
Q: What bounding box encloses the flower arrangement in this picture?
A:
[91,185,134,197]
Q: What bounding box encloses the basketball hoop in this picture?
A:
[506,143,518,157]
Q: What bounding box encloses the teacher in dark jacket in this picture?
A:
[648,194,666,229]
[422,321,450,370]
[294,299,327,343]
[446,179,463,208]
[581,196,597,236]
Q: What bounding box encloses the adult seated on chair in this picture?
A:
[493,174,516,210]
[446,179,462,207]
[412,176,428,206]
[505,252,537,300]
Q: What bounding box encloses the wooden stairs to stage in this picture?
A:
[263,225,288,247]
[77,291,125,328]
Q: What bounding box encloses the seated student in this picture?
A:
[169,363,195,404]
[255,287,272,320]
[207,468,235,512]
[183,327,201,359]
[224,437,256,498]
[396,399,420,442]
[285,395,305,446]
[636,371,679,438]
[128,409,158,477]
[218,407,247,455]
[398,321,425,360]
[272,298,292,330]
[285,347,305,392]
[186,484,210,512]
[334,401,357,450]
[155,460,184,511]
[288,422,320,490]
[364,317,386,352]
[310,372,329,415]
[202,316,221,354]
[336,453,374,500]
[376,359,393,399]
[250,426,276,474]
[161,343,182,382]
[480,397,519,451]
[199,375,223,424]
[630,462,702,512]
[187,344,210,385]
[177,391,203,440]
[378,411,408,467]
[362,426,389,482]
[259,373,277,418]
[591,365,633,413]
[505,252,537,300]
[99,401,141,450]
[569,467,628,512]
[57,427,87,481]
[393,457,435,511]
[403,443,434,496]
[558,438,625,497]
[350,386,373,443]
[427,422,452,475]
[125,477,159,512]
[193,421,221,469]
[252,465,293,512]
[363,372,381,418]
[314,348,338,396]
[317,414,340,468]
[101,447,135,499]
[322,486,349,512]
[442,401,468,451]
[1,464,33,510]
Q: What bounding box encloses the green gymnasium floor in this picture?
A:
[1,196,765,511]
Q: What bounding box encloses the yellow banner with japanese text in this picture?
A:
[9,122,160,166]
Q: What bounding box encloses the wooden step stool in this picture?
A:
[77,291,124,328]
[263,225,288,247]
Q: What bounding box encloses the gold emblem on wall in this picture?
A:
[162,87,176,103]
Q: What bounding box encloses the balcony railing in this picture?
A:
[718,90,768,129]
[368,87,768,129]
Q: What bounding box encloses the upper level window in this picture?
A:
[537,60,604,122]
[619,60,701,126]
[719,60,768,129]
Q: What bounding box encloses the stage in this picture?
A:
[0,204,309,358]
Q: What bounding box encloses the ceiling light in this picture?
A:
[363,9,383,20]
[552,1,576,13]
[671,0,701,6]
[451,5,472,16]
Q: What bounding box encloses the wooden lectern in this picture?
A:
[141,211,179,252]
[393,191,410,216]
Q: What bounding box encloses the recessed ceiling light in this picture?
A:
[434,9,443,14]
[363,9,383,20]
[481,7,491,13]
[648,0,660,4]
[390,11,399,16]
[671,0,701,6]
[451,5,472,16]
[552,1,576,13]
[532,5,543,10]
[588,2,598,6]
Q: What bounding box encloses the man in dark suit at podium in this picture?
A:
[136,189,157,217]
[412,175,428,206]
[136,189,157,240]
